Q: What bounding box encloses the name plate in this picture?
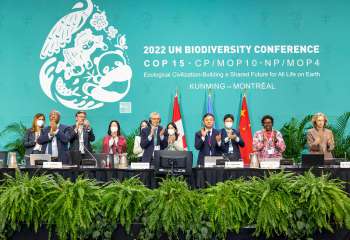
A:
[260,161,280,169]
[130,162,150,169]
[43,162,63,169]
[204,162,216,168]
[340,162,350,168]
[225,161,244,168]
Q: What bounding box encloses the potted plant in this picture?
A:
[328,112,350,160]
[0,171,56,239]
[290,171,350,238]
[42,175,102,240]
[123,128,138,162]
[0,122,27,164]
[280,115,312,164]
[202,179,253,239]
[141,177,204,240]
[100,177,150,239]
[249,171,297,238]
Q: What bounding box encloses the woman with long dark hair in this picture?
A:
[165,122,184,151]
[23,113,46,162]
[102,120,127,156]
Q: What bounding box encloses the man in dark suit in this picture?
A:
[195,113,222,166]
[37,110,72,164]
[220,114,245,160]
[140,112,168,162]
[69,111,95,157]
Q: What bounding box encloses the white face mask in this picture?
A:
[110,126,118,133]
[225,122,233,129]
[168,129,175,136]
[37,120,44,127]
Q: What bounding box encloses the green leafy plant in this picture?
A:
[291,171,350,237]
[0,171,55,236]
[0,122,27,162]
[250,171,296,238]
[123,128,138,162]
[141,177,203,239]
[43,175,101,240]
[202,179,253,239]
[77,211,115,240]
[280,115,312,162]
[101,177,150,234]
[91,137,103,153]
[328,112,350,159]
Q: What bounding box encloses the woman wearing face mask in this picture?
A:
[220,114,244,160]
[102,120,127,157]
[166,122,184,151]
[133,120,150,161]
[23,113,46,162]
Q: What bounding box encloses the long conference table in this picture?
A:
[1,166,350,192]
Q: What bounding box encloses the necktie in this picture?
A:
[228,131,233,153]
[208,131,212,156]
[154,128,158,146]
[48,141,52,154]
[208,131,212,146]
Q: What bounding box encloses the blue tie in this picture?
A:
[154,128,158,146]
[48,141,52,154]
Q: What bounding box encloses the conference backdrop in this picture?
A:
[0,0,349,160]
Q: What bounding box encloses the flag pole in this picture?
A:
[243,88,248,97]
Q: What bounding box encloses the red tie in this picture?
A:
[208,131,212,146]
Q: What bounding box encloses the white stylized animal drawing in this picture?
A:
[56,29,108,80]
[40,0,93,59]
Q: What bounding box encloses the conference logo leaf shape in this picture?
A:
[39,0,132,110]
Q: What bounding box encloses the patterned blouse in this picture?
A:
[253,129,286,160]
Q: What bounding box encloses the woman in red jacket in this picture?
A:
[102,120,127,155]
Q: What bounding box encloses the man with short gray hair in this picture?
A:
[140,112,168,162]
[37,110,72,164]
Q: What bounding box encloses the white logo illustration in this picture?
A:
[39,0,132,110]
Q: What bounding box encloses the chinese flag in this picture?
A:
[239,95,253,165]
[172,93,188,150]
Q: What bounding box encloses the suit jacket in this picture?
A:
[307,128,334,159]
[37,124,72,164]
[102,135,127,154]
[220,128,244,159]
[140,126,168,162]
[194,128,222,166]
[23,129,46,159]
[69,125,95,153]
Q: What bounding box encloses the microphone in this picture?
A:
[83,144,98,167]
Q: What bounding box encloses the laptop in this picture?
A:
[204,156,222,167]
[222,153,241,161]
[301,154,324,168]
[29,154,51,166]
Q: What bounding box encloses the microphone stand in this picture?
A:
[83,144,98,168]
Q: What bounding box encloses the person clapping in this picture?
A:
[140,112,168,162]
[194,113,222,166]
[69,111,95,158]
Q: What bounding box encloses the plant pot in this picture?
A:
[11,225,58,240]
[111,223,142,240]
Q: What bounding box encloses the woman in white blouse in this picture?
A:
[133,120,150,161]
[165,122,184,151]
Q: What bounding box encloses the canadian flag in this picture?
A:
[172,93,188,150]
